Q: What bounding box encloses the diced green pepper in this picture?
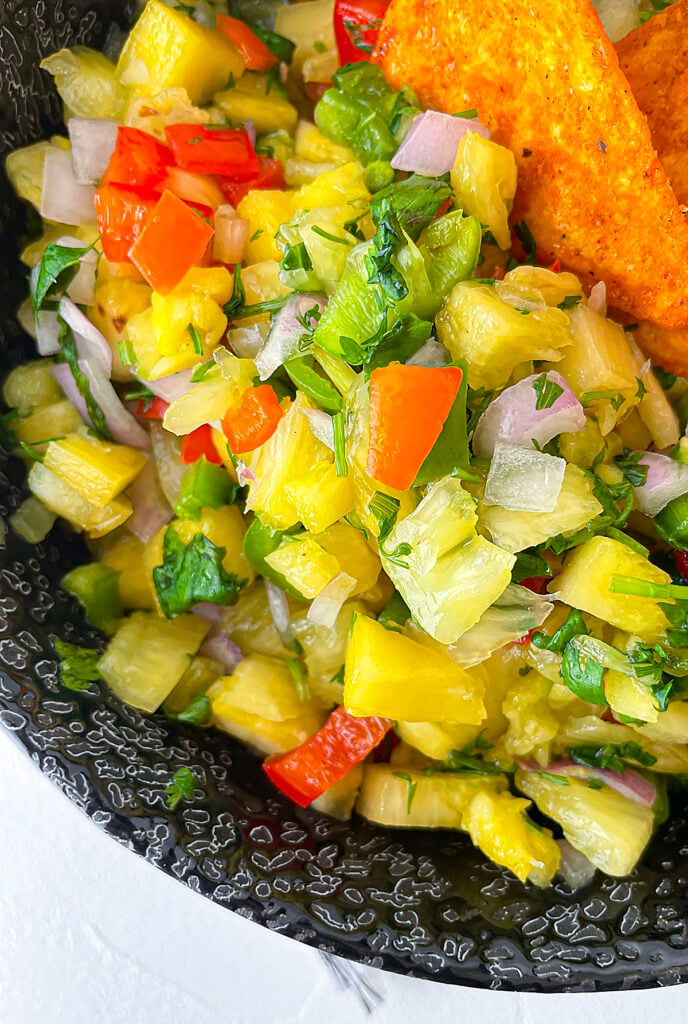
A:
[62,562,123,635]
[242,518,307,599]
[175,457,237,521]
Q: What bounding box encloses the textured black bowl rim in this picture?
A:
[2,0,688,995]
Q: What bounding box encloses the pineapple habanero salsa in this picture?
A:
[5,0,688,888]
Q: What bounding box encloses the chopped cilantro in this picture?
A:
[153,526,247,617]
[53,638,100,692]
[32,241,96,311]
[532,371,564,410]
[392,771,418,813]
[165,766,198,810]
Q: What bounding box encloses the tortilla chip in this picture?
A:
[376,0,688,330]
[617,2,688,207]
[626,322,688,378]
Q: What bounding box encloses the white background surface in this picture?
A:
[0,728,686,1024]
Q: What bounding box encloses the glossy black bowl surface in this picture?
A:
[2,0,688,993]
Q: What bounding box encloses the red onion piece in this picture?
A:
[149,423,185,505]
[52,363,90,423]
[301,407,334,450]
[58,297,112,375]
[142,368,194,403]
[406,339,449,367]
[40,146,97,226]
[235,459,256,486]
[391,111,490,176]
[473,371,586,459]
[243,118,256,147]
[199,633,244,673]
[519,758,657,807]
[125,458,172,543]
[587,280,607,316]
[255,293,328,381]
[67,117,118,184]
[56,235,97,306]
[632,451,688,517]
[556,839,596,889]
[307,572,356,629]
[213,215,250,265]
[193,603,225,625]
[265,580,294,647]
[227,323,269,358]
[35,311,62,356]
[81,359,150,451]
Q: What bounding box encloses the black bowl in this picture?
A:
[2,0,688,993]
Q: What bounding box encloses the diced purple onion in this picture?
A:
[142,368,195,403]
[67,117,118,185]
[35,311,62,356]
[519,758,657,808]
[40,146,97,226]
[52,363,90,423]
[301,407,334,450]
[254,293,328,381]
[243,118,256,147]
[307,572,356,629]
[390,111,490,176]
[406,338,449,367]
[81,359,150,451]
[199,632,244,672]
[587,280,607,316]
[55,236,97,306]
[149,423,186,506]
[125,458,172,543]
[473,371,586,459]
[58,297,112,375]
[264,580,293,648]
[632,451,688,517]
[235,459,256,486]
[227,323,269,359]
[557,840,596,889]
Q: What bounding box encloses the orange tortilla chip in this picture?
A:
[618,1,688,208]
[627,322,688,379]
[376,0,688,330]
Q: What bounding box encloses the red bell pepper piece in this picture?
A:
[514,628,536,647]
[128,189,214,294]
[94,185,157,264]
[367,364,463,491]
[519,576,550,594]
[263,705,393,807]
[333,0,390,65]
[215,14,278,71]
[164,124,260,181]
[135,396,169,420]
[222,385,284,454]
[180,423,223,465]
[100,126,173,192]
[218,156,285,206]
[675,550,688,580]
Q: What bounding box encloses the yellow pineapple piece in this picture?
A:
[462,789,560,886]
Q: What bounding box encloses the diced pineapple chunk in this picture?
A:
[43,433,147,508]
[555,715,688,775]
[629,701,688,745]
[116,0,244,105]
[314,522,380,595]
[549,304,640,435]
[163,377,243,436]
[515,769,653,877]
[89,278,153,379]
[298,205,360,293]
[356,764,508,829]
[214,72,298,136]
[344,614,486,723]
[395,720,482,760]
[151,287,227,359]
[127,307,201,379]
[294,120,355,165]
[208,655,326,722]
[478,464,602,552]
[295,161,368,209]
[14,400,83,449]
[28,462,132,537]
[102,534,158,610]
[247,394,337,530]
[604,668,659,724]
[384,477,514,644]
[311,764,363,820]
[503,266,583,307]
[436,280,572,390]
[98,610,209,712]
[41,47,123,119]
[265,536,340,599]
[451,132,517,250]
[238,192,300,264]
[275,0,335,80]
[222,581,293,660]
[2,360,63,415]
[163,655,223,715]
[282,461,355,532]
[554,536,671,641]
[502,672,559,760]
[462,789,561,886]
[208,672,325,756]
[292,599,363,699]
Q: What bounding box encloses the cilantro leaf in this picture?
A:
[53,638,100,692]
[532,608,588,653]
[363,314,433,376]
[57,317,111,440]
[153,526,247,617]
[249,23,295,64]
[560,642,607,704]
[368,491,400,544]
[514,220,537,264]
[165,766,198,810]
[512,551,552,583]
[369,174,452,242]
[392,770,418,813]
[32,242,95,311]
[443,750,504,775]
[175,696,212,726]
[365,201,408,303]
[568,741,657,775]
[615,450,649,488]
[532,371,564,410]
